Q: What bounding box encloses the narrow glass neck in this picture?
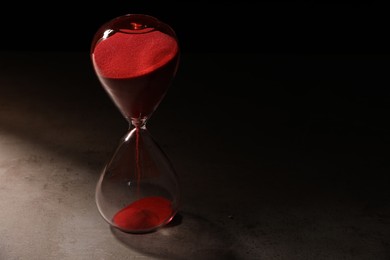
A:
[130,117,147,129]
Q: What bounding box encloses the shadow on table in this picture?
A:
[110,211,238,260]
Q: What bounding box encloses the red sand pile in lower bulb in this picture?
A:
[112,196,173,231]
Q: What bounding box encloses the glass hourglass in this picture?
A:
[90,14,181,233]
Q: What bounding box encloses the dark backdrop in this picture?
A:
[0,2,388,54]
[1,2,389,134]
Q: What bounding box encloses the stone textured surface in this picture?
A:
[0,51,389,259]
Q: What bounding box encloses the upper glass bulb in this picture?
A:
[91,14,180,125]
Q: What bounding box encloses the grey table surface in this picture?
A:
[0,51,389,260]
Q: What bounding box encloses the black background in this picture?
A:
[1,2,389,148]
[0,2,389,54]
[1,2,389,168]
[1,2,389,150]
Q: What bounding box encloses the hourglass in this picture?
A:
[90,14,181,233]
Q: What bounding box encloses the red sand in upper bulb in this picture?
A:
[93,30,178,79]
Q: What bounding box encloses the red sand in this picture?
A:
[93,30,178,79]
[112,196,173,231]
